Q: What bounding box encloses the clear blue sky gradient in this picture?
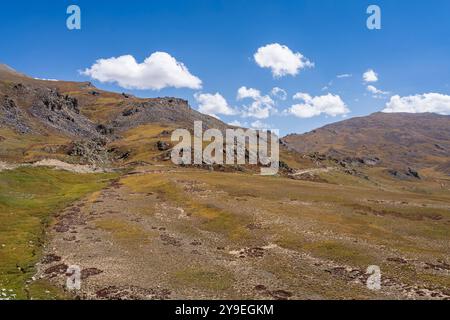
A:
[1,0,449,134]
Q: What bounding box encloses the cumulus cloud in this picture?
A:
[250,120,272,129]
[194,92,236,118]
[81,52,202,90]
[237,86,276,119]
[363,69,378,83]
[382,93,450,115]
[254,43,314,78]
[271,87,287,100]
[228,120,245,127]
[286,93,350,118]
[237,87,262,101]
[367,85,390,97]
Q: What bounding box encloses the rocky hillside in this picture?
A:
[0,64,228,163]
[282,112,450,174]
[0,64,227,137]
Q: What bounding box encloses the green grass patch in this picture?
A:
[0,167,117,299]
[304,240,377,268]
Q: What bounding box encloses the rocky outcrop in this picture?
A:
[387,167,421,180]
[156,141,171,151]
[66,139,111,165]
[0,95,32,133]
[113,98,228,132]
[30,88,101,138]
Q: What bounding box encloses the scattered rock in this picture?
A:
[67,139,110,165]
[388,167,421,180]
[387,257,408,264]
[254,285,267,291]
[96,286,171,300]
[54,223,70,233]
[42,254,62,264]
[157,141,171,151]
[190,240,202,246]
[44,264,68,276]
[424,261,450,271]
[160,234,182,247]
[268,290,293,300]
[81,268,103,280]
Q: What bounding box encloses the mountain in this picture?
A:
[282,112,450,174]
[0,64,228,163]
[0,64,227,134]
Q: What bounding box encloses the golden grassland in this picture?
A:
[117,165,450,296]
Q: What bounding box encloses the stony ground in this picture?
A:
[34,165,450,300]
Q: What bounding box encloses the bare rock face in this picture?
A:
[387,167,421,180]
[30,88,100,138]
[113,97,227,132]
[0,95,32,133]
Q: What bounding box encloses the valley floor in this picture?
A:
[23,164,450,300]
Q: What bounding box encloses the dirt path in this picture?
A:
[0,159,109,174]
[0,161,18,172]
[291,167,334,176]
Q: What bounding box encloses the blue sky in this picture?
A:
[1,0,450,135]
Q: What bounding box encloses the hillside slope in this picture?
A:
[0,64,228,163]
[282,112,450,174]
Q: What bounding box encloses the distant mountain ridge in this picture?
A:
[2,63,450,175]
[282,112,450,174]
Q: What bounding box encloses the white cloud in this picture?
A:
[254,43,314,78]
[228,120,244,127]
[237,86,262,100]
[337,74,352,78]
[367,85,389,96]
[382,93,450,115]
[34,77,58,81]
[251,120,272,129]
[271,87,287,100]
[81,52,202,90]
[237,86,276,119]
[287,93,350,118]
[194,92,236,118]
[363,69,378,83]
